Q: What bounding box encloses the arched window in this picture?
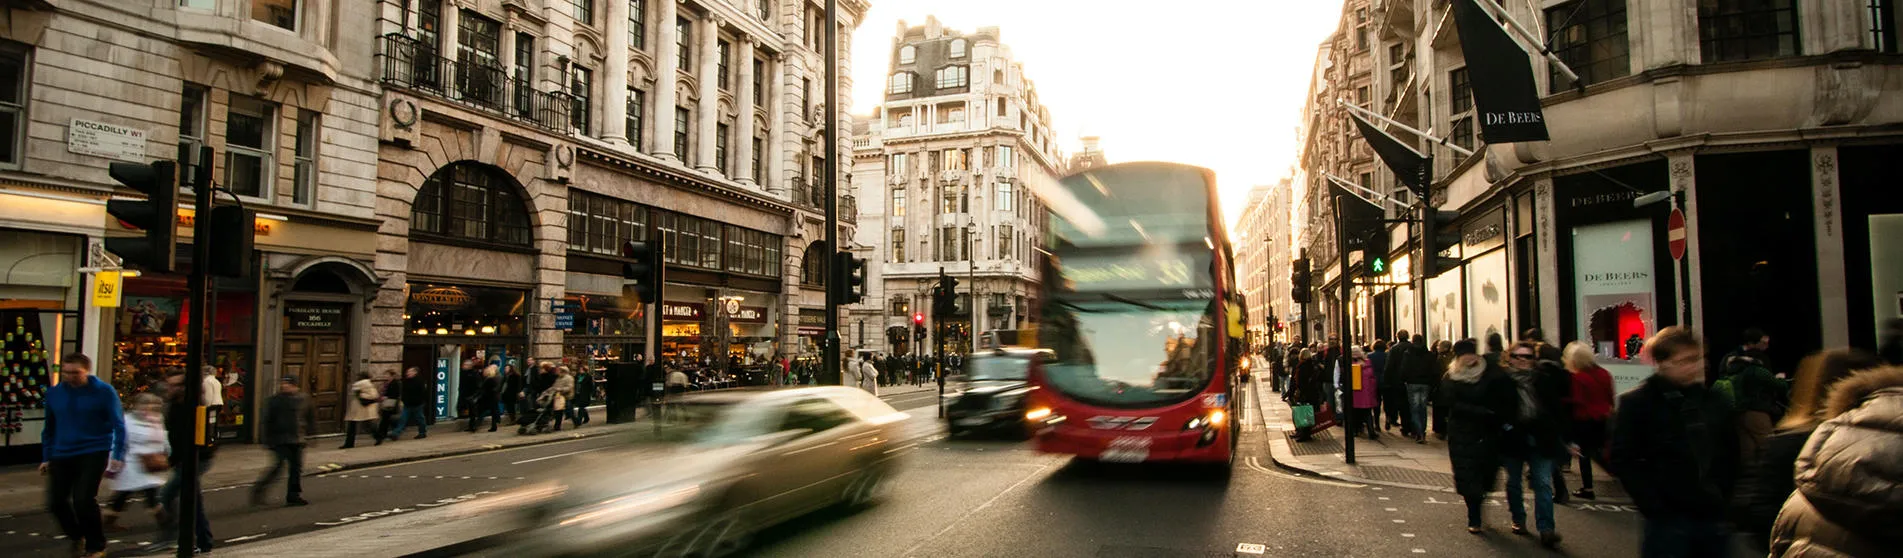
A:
[898,45,917,64]
[800,243,828,286]
[949,39,967,58]
[410,163,532,246]
[887,72,913,94]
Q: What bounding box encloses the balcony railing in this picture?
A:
[379,34,572,134]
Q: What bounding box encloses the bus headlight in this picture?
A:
[1025,407,1052,421]
[1184,410,1227,431]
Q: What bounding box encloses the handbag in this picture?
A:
[379,398,401,413]
[1291,404,1315,429]
[139,452,170,473]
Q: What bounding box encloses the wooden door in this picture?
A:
[285,334,349,433]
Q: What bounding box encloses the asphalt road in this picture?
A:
[1,384,1658,556]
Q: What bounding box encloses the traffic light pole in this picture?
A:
[1332,193,1356,465]
[175,147,213,558]
[935,268,946,418]
[820,0,842,386]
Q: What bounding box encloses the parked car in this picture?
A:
[484,387,910,557]
[944,348,1046,439]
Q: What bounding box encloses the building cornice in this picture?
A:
[575,146,796,216]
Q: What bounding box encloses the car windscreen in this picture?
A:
[966,355,1030,381]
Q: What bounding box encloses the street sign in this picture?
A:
[1667,208,1687,261]
[93,270,123,308]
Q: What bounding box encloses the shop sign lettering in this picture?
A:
[1460,207,1506,255]
[434,358,451,418]
[411,287,472,309]
[661,302,702,320]
[287,305,346,331]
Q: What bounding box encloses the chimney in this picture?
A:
[925,15,942,39]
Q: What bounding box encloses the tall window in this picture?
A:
[935,65,968,89]
[251,0,297,30]
[567,190,647,255]
[890,152,909,175]
[1875,0,1899,53]
[887,72,914,94]
[512,33,535,117]
[997,224,1013,258]
[717,39,732,89]
[752,59,765,105]
[802,77,813,117]
[891,189,907,217]
[940,187,958,215]
[629,0,645,49]
[1547,0,1629,91]
[457,13,503,106]
[412,163,531,246]
[949,38,967,58]
[225,95,275,199]
[943,148,968,171]
[898,45,916,64]
[1698,0,1798,62]
[416,0,442,49]
[676,17,691,70]
[570,66,593,135]
[995,181,1012,212]
[939,107,965,124]
[626,88,644,147]
[996,96,1007,117]
[751,137,764,182]
[995,145,1014,169]
[1450,67,1474,150]
[715,123,730,174]
[892,227,906,262]
[292,110,318,205]
[673,107,690,158]
[568,0,593,25]
[176,83,207,171]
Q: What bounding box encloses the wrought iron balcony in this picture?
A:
[379,34,572,134]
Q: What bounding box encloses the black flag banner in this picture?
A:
[1331,183,1386,251]
[1450,0,1549,143]
[1347,111,1429,200]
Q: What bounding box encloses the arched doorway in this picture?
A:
[279,260,378,434]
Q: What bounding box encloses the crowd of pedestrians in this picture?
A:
[1265,323,1903,556]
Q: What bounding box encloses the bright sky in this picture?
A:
[849,0,1347,229]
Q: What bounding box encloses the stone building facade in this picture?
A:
[848,17,1063,356]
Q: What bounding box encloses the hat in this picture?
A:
[280,375,299,384]
[1453,339,1478,356]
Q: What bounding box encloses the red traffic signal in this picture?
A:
[912,313,924,325]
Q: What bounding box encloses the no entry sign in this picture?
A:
[1667,208,1687,261]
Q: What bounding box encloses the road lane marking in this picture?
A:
[225,534,269,543]
[899,458,1058,558]
[1385,507,1398,511]
[511,447,606,465]
[1236,543,1267,554]
[1392,519,1405,523]
[1401,533,1415,537]
[1412,549,1426,553]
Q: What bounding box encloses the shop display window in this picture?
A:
[405,283,529,339]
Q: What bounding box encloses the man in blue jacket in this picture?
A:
[40,353,126,558]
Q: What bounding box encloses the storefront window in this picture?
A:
[1572,219,1657,393]
[404,283,530,338]
[657,285,779,382]
[1425,268,1464,345]
[1465,249,1511,343]
[114,273,257,442]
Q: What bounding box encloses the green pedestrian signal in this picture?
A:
[1370,256,1387,275]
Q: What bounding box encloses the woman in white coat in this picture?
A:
[341,370,384,448]
[857,355,880,396]
[103,394,168,531]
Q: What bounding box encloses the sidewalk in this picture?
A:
[0,406,635,515]
[1251,381,1631,504]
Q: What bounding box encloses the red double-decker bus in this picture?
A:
[1025,162,1246,470]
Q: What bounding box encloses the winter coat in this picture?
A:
[501,372,524,404]
[548,374,575,399]
[1735,426,1812,547]
[260,391,314,446]
[1500,361,1573,459]
[1401,343,1441,386]
[1568,365,1616,422]
[1610,374,1738,520]
[399,373,432,408]
[110,415,169,492]
[476,374,502,408]
[1351,357,1377,409]
[568,372,592,406]
[345,378,381,422]
[1721,349,1790,416]
[1442,356,1515,498]
[1770,367,1903,557]
[859,360,880,395]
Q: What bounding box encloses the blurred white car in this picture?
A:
[485,386,909,557]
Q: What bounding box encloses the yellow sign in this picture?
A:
[93,270,123,308]
[1351,362,1363,391]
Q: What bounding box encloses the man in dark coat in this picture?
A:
[1442,339,1515,532]
[253,376,313,507]
[1498,341,1573,546]
[389,367,433,439]
[1611,327,1739,557]
[1400,333,1439,442]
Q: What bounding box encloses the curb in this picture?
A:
[1246,380,1634,504]
[260,426,624,489]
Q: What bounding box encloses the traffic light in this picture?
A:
[105,160,179,272]
[205,205,256,278]
[831,251,867,305]
[621,239,665,304]
[1421,208,1461,279]
[933,276,960,317]
[1290,257,1312,304]
[912,313,926,341]
[1363,228,1391,278]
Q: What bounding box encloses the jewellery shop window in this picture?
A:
[404,283,530,340]
[114,274,257,441]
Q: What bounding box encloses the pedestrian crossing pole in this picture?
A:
[1333,193,1356,465]
[176,146,213,558]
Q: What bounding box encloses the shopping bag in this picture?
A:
[1291,404,1315,429]
[1313,403,1339,431]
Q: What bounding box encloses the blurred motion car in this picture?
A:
[943,348,1046,439]
[485,386,909,557]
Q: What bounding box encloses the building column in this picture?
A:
[440,3,461,63]
[767,55,786,194]
[651,0,679,160]
[735,36,757,185]
[695,17,722,173]
[1811,146,1849,348]
[602,0,631,143]
[1533,177,1560,341]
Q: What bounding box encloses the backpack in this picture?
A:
[1711,373,1741,406]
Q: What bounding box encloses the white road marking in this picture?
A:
[510,447,605,465]
[1412,549,1426,553]
[1378,496,1390,500]
[1392,519,1406,523]
[108,540,120,544]
[1401,533,1415,538]
[225,533,269,543]
[900,459,1057,558]
[1385,507,1398,511]
[1236,542,1267,554]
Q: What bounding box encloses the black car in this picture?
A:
[943,348,1045,439]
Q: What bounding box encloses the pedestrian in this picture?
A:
[377,370,401,439]
[147,368,214,555]
[1368,340,1388,422]
[1442,339,1513,535]
[389,366,432,440]
[859,354,881,396]
[1401,334,1437,443]
[467,365,503,432]
[1350,346,1378,440]
[1611,327,1739,558]
[253,375,312,507]
[501,363,524,423]
[342,370,385,448]
[1732,348,1883,550]
[104,393,168,533]
[1718,328,1789,464]
[1432,339,1455,437]
[1381,334,1410,432]
[569,365,593,427]
[1498,340,1571,547]
[41,353,127,558]
[1561,341,1615,501]
[546,366,575,432]
[1767,365,1903,557]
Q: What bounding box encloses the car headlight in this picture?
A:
[558,483,703,527]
